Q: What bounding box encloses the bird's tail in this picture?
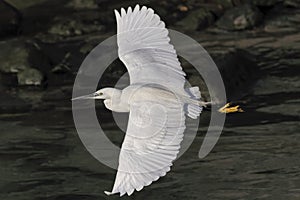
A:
[184,87,203,119]
[184,87,244,114]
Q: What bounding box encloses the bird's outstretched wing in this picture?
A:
[115,4,186,93]
[105,5,192,196]
[105,101,186,196]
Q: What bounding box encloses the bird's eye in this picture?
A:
[94,92,103,97]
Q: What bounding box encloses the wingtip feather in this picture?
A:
[121,7,126,17]
[114,9,121,19]
[104,191,112,196]
[141,5,147,12]
[127,188,134,196]
[128,6,132,14]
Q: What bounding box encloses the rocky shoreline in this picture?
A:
[1,0,299,115]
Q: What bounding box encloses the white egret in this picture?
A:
[72,4,242,196]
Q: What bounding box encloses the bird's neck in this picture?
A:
[103,89,129,112]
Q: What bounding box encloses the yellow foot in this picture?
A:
[218,103,244,113]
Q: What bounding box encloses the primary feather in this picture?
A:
[115,4,186,94]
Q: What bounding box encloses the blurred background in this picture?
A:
[0,0,299,199]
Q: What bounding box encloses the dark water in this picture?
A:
[1,81,299,200]
[1,0,300,199]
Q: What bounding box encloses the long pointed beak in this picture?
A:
[71,93,95,101]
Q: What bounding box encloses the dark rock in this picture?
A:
[51,64,71,74]
[264,5,300,32]
[0,40,45,86]
[0,1,21,37]
[176,8,215,31]
[0,40,31,73]
[198,3,226,18]
[45,51,78,86]
[210,0,234,8]
[216,4,263,31]
[17,68,43,86]
[0,72,18,86]
[284,0,300,7]
[46,72,75,87]
[186,49,259,101]
[66,0,98,9]
[48,13,105,37]
[214,49,260,100]
[51,53,72,74]
[252,0,283,6]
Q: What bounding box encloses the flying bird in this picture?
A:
[72,4,242,196]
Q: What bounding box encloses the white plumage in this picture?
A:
[73,4,203,196]
[71,5,244,195]
[115,5,186,93]
[103,5,202,196]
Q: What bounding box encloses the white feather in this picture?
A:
[105,5,203,196]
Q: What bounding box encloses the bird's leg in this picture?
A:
[198,100,212,107]
[199,100,244,113]
[218,102,244,113]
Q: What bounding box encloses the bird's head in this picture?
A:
[71,88,120,101]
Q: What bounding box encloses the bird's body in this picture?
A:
[101,84,195,113]
[72,4,242,197]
